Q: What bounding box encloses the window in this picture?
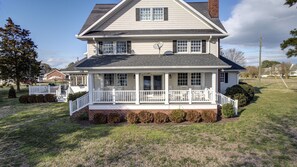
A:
[103,42,114,54]
[140,8,151,21]
[117,74,128,86]
[191,41,202,53]
[220,72,225,82]
[104,74,114,86]
[191,73,201,86]
[178,73,188,86]
[116,41,127,54]
[153,8,164,21]
[177,41,188,53]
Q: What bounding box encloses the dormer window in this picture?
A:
[137,8,168,21]
[99,41,130,55]
[176,40,203,53]
[140,8,151,21]
[103,42,114,54]
[116,41,127,54]
[153,8,164,21]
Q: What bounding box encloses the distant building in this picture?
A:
[43,70,66,82]
[290,64,297,77]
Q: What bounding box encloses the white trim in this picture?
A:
[76,34,228,39]
[89,104,217,110]
[77,65,231,70]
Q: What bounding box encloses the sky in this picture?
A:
[0,0,296,68]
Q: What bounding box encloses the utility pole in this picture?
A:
[258,35,262,83]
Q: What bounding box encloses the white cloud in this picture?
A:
[221,0,297,65]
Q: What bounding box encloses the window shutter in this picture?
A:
[173,40,177,53]
[98,41,103,55]
[136,8,140,21]
[225,72,229,83]
[127,41,132,54]
[164,8,168,21]
[202,40,207,53]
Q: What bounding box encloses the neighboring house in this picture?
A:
[289,64,297,77]
[43,69,66,82]
[71,0,243,119]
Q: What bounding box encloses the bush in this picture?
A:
[169,110,186,123]
[201,110,217,123]
[127,112,139,124]
[93,113,107,124]
[225,85,247,98]
[8,86,16,98]
[138,111,154,123]
[240,84,255,101]
[44,94,57,103]
[107,113,121,124]
[78,112,89,121]
[27,95,37,103]
[68,92,87,101]
[234,93,248,107]
[222,103,234,118]
[19,95,29,103]
[36,95,45,103]
[154,112,169,124]
[186,110,202,122]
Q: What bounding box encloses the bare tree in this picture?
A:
[222,48,246,66]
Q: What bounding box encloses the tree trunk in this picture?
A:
[16,78,21,92]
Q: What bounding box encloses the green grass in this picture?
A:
[1,79,297,166]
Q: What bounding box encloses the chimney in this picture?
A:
[209,0,219,18]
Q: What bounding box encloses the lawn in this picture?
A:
[1,79,297,166]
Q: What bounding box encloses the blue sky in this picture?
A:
[0,0,296,68]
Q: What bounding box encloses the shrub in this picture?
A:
[44,94,57,103]
[222,103,234,118]
[225,85,247,98]
[36,95,45,103]
[127,112,139,124]
[78,112,89,121]
[107,113,121,124]
[93,113,107,124]
[154,112,169,124]
[19,95,29,103]
[68,92,87,101]
[234,93,248,107]
[239,84,255,102]
[28,95,37,103]
[169,110,186,123]
[138,111,154,123]
[201,110,217,123]
[8,86,16,98]
[186,110,202,122]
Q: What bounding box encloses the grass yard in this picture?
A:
[1,79,297,166]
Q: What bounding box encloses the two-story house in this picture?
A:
[70,0,243,121]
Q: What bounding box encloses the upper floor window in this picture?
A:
[140,8,151,21]
[153,8,164,21]
[191,41,202,53]
[139,8,165,21]
[116,41,127,54]
[103,42,114,54]
[101,41,128,55]
[176,40,203,53]
[177,41,188,53]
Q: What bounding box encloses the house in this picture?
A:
[289,64,297,77]
[43,69,66,82]
[71,0,243,120]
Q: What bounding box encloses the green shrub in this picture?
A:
[225,85,247,97]
[19,95,29,103]
[127,112,139,124]
[154,112,169,124]
[78,112,89,121]
[169,110,186,123]
[93,113,107,124]
[201,110,217,123]
[222,103,234,118]
[234,93,248,107]
[239,84,255,101]
[44,94,57,103]
[8,86,16,98]
[28,95,37,103]
[138,111,154,123]
[68,92,87,101]
[186,110,202,122]
[36,95,45,103]
[107,113,121,124]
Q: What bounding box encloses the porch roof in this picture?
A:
[76,54,230,70]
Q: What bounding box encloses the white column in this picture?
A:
[75,76,78,86]
[88,73,94,104]
[165,73,169,104]
[86,75,89,91]
[212,72,217,104]
[135,73,140,104]
[188,88,192,104]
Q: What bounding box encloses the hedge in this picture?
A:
[19,94,57,103]
[186,110,202,122]
[8,86,16,98]
[222,103,234,118]
[138,111,154,123]
[169,110,186,123]
[225,84,255,107]
[107,113,121,124]
[93,113,107,124]
[201,110,217,123]
[154,112,169,124]
[127,112,139,124]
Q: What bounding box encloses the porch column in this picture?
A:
[211,72,217,104]
[135,73,140,104]
[88,73,94,104]
[75,76,78,86]
[86,74,89,91]
[165,73,169,104]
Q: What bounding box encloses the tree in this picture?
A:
[0,18,40,91]
[284,0,297,7]
[262,60,281,68]
[280,62,292,79]
[41,63,52,74]
[280,29,297,58]
[246,66,258,78]
[222,48,246,66]
[67,62,75,68]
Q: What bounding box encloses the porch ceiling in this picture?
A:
[76,54,230,70]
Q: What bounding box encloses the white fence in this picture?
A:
[216,93,239,115]
[29,85,61,95]
[69,92,89,116]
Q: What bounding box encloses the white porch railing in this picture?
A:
[29,85,60,95]
[69,92,89,116]
[216,93,239,115]
[140,90,165,103]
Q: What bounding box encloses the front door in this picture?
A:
[143,75,163,90]
[143,76,151,90]
[153,75,162,90]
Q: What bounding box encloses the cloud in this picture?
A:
[222,0,297,48]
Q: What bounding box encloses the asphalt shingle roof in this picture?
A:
[76,54,230,69]
[219,56,245,71]
[61,57,87,72]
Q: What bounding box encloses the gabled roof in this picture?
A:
[219,56,245,71]
[76,54,230,69]
[78,1,227,37]
[44,69,66,77]
[61,57,87,72]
